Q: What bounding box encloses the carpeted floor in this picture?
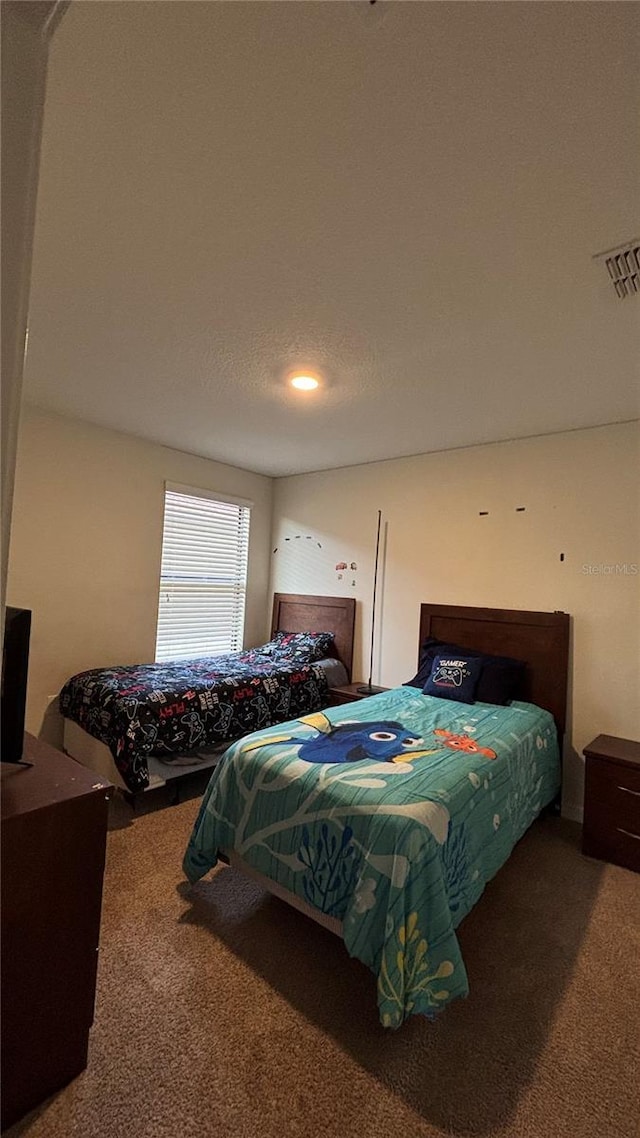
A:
[8,795,640,1138]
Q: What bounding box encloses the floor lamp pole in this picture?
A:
[357,510,385,696]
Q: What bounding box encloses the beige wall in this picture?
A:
[271,422,640,820]
[6,404,273,746]
[8,409,639,818]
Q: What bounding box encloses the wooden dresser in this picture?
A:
[582,734,640,873]
[1,735,113,1129]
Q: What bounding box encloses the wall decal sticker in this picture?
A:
[335,560,358,585]
[273,534,323,555]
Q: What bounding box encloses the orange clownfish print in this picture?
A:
[434,728,497,760]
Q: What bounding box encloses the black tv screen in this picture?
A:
[1,607,31,763]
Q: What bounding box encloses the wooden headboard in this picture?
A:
[271,593,356,681]
[418,603,570,737]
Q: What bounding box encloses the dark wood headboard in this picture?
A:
[418,603,570,737]
[271,593,356,681]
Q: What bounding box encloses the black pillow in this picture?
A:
[404,639,455,690]
[405,638,526,705]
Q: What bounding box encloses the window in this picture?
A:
[155,483,251,662]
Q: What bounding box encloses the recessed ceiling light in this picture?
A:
[290,374,320,391]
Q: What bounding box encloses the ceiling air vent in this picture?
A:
[593,239,640,299]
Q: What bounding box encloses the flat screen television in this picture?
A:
[1,607,31,763]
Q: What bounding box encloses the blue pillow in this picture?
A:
[406,639,526,705]
[423,654,483,704]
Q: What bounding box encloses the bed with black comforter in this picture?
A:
[60,632,336,792]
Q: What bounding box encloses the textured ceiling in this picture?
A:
[25,1,639,477]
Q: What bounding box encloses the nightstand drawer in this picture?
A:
[585,757,640,826]
[582,819,640,873]
[326,692,356,707]
[583,757,640,872]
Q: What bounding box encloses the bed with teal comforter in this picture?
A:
[183,686,560,1027]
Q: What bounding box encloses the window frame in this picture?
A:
[154,481,252,663]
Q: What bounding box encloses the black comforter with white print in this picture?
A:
[60,644,330,792]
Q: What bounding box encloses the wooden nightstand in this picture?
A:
[326,683,389,707]
[582,734,640,873]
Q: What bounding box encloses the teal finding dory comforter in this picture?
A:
[183,687,560,1027]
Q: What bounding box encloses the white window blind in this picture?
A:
[155,487,250,662]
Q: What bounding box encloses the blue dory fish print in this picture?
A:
[242,712,430,765]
